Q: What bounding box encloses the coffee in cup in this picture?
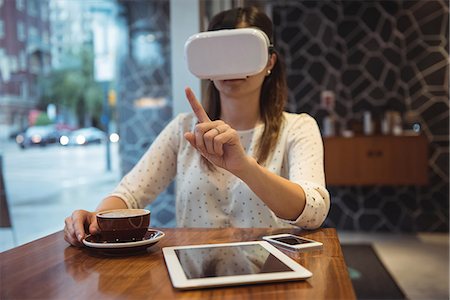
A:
[96,209,150,242]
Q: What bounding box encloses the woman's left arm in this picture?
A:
[233,157,307,220]
[233,115,330,227]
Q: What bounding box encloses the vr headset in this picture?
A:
[185,28,272,80]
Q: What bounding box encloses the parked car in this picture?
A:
[9,128,27,140]
[59,127,106,146]
[15,125,60,149]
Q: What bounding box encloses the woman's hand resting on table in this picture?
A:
[184,87,250,174]
[64,210,99,247]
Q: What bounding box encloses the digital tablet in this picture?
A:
[162,241,312,290]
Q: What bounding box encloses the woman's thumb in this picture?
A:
[184,132,196,147]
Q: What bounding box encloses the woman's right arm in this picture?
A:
[64,196,128,247]
[64,114,184,247]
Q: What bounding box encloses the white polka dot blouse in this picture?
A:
[110,112,330,229]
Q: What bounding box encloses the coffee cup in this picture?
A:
[96,209,151,242]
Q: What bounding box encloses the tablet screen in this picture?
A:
[175,244,293,279]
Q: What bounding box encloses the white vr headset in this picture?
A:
[185,28,272,80]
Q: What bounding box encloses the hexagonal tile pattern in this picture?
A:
[273,0,448,232]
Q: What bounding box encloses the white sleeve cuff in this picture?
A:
[279,181,330,229]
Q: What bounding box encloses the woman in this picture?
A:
[64,6,330,246]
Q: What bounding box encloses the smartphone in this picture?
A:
[262,234,323,251]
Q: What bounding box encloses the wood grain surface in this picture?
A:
[324,135,428,186]
[1,228,355,299]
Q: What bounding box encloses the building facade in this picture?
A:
[0,0,51,136]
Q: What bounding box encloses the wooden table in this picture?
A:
[1,228,355,299]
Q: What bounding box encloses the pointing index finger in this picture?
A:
[185,87,211,123]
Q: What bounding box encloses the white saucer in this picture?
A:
[83,229,164,251]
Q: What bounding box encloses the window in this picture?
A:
[16,0,25,11]
[9,55,18,73]
[20,80,28,98]
[0,49,11,81]
[28,26,38,41]
[27,0,38,17]
[41,4,49,20]
[19,51,26,71]
[43,31,49,44]
[17,22,25,42]
[0,20,4,39]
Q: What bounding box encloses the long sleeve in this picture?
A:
[280,113,330,229]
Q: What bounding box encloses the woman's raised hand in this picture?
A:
[184,87,249,173]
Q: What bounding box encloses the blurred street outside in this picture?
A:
[0,138,120,252]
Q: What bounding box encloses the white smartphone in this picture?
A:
[262,234,323,251]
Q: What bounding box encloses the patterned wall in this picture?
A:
[272,0,449,231]
[117,0,175,227]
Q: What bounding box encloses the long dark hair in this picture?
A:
[204,6,288,166]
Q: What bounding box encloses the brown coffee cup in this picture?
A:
[96,209,151,242]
